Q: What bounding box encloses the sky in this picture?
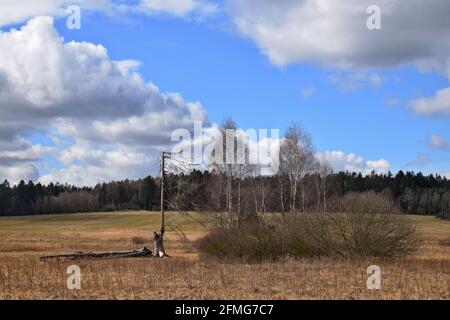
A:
[0,0,449,186]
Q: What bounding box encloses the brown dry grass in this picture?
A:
[0,211,448,300]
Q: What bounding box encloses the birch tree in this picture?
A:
[318,159,333,212]
[279,123,317,213]
[209,118,255,227]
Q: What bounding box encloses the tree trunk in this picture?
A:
[227,170,232,214]
[237,177,241,226]
[279,176,285,219]
[260,176,265,213]
[153,231,166,257]
[290,178,298,213]
[156,152,166,257]
[251,180,259,214]
[40,247,152,261]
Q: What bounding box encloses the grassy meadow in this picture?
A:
[0,211,448,299]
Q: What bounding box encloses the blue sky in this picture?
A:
[0,0,449,185]
[56,9,449,173]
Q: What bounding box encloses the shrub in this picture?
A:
[196,212,418,261]
[195,222,287,262]
[337,191,398,214]
[291,212,418,258]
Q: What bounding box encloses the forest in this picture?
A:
[1,169,449,219]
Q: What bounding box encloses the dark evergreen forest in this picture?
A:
[1,170,449,219]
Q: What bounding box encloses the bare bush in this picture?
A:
[195,221,286,262]
[197,211,418,260]
[329,191,398,214]
[292,212,418,258]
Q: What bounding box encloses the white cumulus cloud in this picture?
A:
[315,150,391,175]
[410,88,450,116]
[0,16,211,185]
[0,0,112,27]
[137,0,218,17]
[227,0,450,115]
[228,0,450,68]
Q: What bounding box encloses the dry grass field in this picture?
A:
[0,211,448,300]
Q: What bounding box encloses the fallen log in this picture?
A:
[40,247,153,261]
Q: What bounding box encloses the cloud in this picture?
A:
[1,16,284,185]
[0,16,211,185]
[315,150,391,175]
[0,143,50,166]
[0,137,54,184]
[39,144,159,186]
[52,92,209,148]
[136,0,218,17]
[427,134,449,151]
[0,163,40,184]
[228,0,450,112]
[0,138,51,184]
[406,153,431,167]
[0,0,218,29]
[0,17,152,130]
[410,87,450,116]
[228,0,450,68]
[0,0,112,27]
[300,86,316,98]
[328,71,383,92]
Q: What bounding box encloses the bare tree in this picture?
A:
[209,118,255,227]
[278,173,286,218]
[318,159,333,212]
[250,175,267,216]
[279,123,317,213]
[259,176,266,214]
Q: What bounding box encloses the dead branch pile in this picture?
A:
[40,247,153,261]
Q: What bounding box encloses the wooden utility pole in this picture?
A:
[160,151,165,235]
[153,151,166,257]
[153,150,187,257]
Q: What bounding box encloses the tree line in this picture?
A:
[0,169,449,219]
